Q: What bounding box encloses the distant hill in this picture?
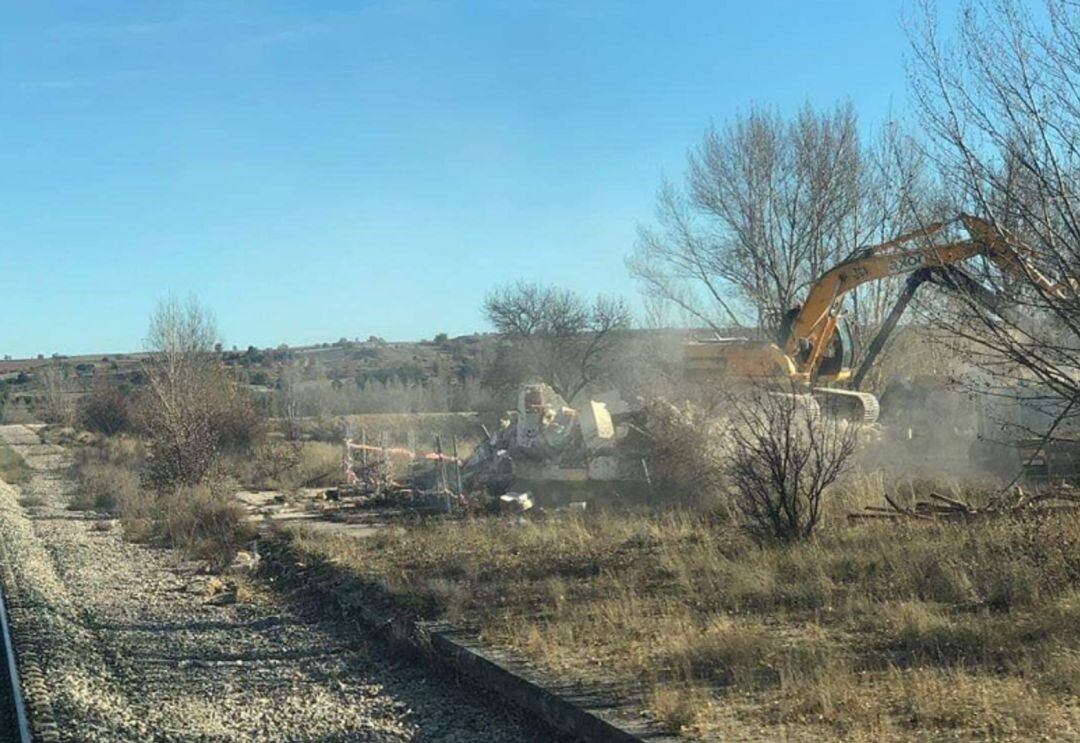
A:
[0,328,699,421]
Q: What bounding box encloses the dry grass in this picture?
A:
[0,446,32,485]
[18,493,47,507]
[69,435,145,512]
[287,493,1080,739]
[288,441,341,488]
[121,476,254,570]
[235,436,341,492]
[157,480,255,569]
[70,462,140,512]
[73,435,253,569]
[240,440,342,492]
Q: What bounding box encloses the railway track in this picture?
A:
[0,577,30,743]
[0,424,558,742]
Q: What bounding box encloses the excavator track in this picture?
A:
[812,387,880,423]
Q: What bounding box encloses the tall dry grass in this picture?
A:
[70,435,253,569]
[0,446,32,485]
[287,490,1080,738]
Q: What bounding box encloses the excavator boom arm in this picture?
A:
[786,215,1070,382]
[786,237,982,378]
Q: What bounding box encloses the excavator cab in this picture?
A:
[776,307,854,381]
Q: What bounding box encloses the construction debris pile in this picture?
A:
[325,383,651,515]
[462,383,648,506]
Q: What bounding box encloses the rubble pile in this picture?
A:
[323,384,653,514]
[462,383,648,506]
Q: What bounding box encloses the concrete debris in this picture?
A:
[206,589,238,607]
[579,400,615,450]
[203,576,239,605]
[591,389,633,416]
[515,385,576,450]
[225,549,261,575]
[586,456,619,481]
[327,384,653,513]
[463,383,649,506]
[498,493,534,513]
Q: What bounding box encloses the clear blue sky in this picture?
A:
[1,1,930,357]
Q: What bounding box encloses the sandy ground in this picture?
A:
[0,424,555,742]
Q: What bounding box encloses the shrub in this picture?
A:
[114,481,158,544]
[78,380,132,435]
[647,685,713,735]
[135,387,218,489]
[38,364,74,426]
[0,446,31,485]
[247,440,341,492]
[156,478,254,569]
[118,475,254,570]
[726,389,858,542]
[250,439,302,489]
[206,384,264,453]
[71,462,140,513]
[136,378,263,490]
[641,400,729,509]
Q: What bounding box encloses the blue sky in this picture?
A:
[2,1,929,357]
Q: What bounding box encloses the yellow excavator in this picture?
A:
[685,214,1070,422]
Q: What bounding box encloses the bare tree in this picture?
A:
[907,0,1080,439]
[629,103,937,382]
[275,363,303,441]
[138,296,260,487]
[726,388,858,542]
[139,296,220,487]
[483,282,631,402]
[38,363,74,426]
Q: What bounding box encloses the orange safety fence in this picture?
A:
[345,440,462,464]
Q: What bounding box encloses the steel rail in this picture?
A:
[0,578,30,743]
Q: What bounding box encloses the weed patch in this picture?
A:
[286,507,1080,739]
[0,446,32,485]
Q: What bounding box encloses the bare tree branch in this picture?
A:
[483,282,632,402]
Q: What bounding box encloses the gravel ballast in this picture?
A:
[0,424,556,742]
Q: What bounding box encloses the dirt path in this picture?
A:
[0,424,554,742]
